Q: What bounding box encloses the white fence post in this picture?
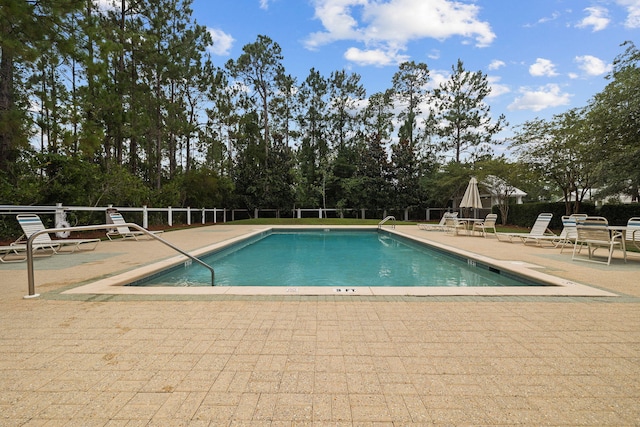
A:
[187,207,191,225]
[201,208,205,224]
[168,206,173,227]
[213,208,217,224]
[142,205,148,228]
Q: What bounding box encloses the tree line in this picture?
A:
[1,1,638,220]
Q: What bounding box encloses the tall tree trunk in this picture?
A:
[0,49,16,173]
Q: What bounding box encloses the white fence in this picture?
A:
[1,204,458,227]
[0,204,227,229]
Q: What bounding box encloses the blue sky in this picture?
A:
[192,0,639,134]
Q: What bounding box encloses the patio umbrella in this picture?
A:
[460,177,483,217]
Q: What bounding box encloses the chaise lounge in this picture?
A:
[106,212,164,241]
[15,214,100,254]
[496,213,555,245]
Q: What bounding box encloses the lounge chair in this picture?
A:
[472,213,497,237]
[0,244,29,263]
[554,215,580,252]
[15,214,100,254]
[625,217,640,251]
[518,215,578,252]
[418,212,458,232]
[0,243,56,263]
[572,216,625,265]
[496,213,555,245]
[106,212,164,241]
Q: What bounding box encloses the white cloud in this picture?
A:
[615,0,640,28]
[306,0,495,66]
[537,11,561,25]
[488,60,505,70]
[487,76,510,98]
[576,6,610,31]
[259,0,270,9]
[575,55,612,76]
[344,47,408,66]
[529,58,558,77]
[508,84,572,112]
[207,28,235,56]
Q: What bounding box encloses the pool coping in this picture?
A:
[62,225,618,298]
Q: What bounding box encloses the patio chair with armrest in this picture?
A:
[443,215,466,236]
[472,213,497,237]
[625,217,640,251]
[572,216,626,265]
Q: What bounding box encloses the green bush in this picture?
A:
[494,202,640,229]
[598,204,640,225]
[494,202,597,229]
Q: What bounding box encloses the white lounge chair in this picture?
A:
[106,212,164,241]
[0,244,28,263]
[418,212,458,232]
[554,215,580,252]
[519,215,578,252]
[1,242,61,263]
[496,213,555,245]
[472,213,497,237]
[625,217,640,251]
[15,214,99,254]
[572,216,625,265]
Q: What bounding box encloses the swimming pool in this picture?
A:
[62,225,617,297]
[130,229,537,288]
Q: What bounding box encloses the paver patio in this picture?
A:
[1,224,638,425]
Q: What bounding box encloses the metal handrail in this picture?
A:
[378,215,396,229]
[24,223,215,298]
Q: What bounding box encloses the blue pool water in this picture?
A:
[132,230,535,287]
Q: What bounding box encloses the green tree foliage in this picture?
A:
[328,70,366,150]
[391,61,429,147]
[181,167,233,208]
[432,59,506,162]
[475,157,522,224]
[587,41,640,202]
[226,35,284,167]
[296,68,329,208]
[510,109,600,215]
[4,3,636,223]
[0,0,83,179]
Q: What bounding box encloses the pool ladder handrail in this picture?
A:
[24,223,215,298]
[378,215,396,229]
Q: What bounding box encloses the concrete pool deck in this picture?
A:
[1,224,639,425]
